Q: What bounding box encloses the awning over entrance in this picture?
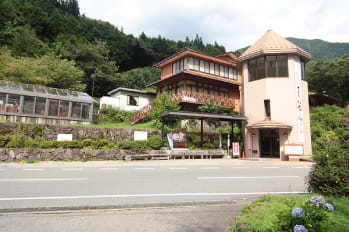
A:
[247,119,292,129]
[161,110,247,121]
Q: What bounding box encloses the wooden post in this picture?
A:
[200,119,203,149]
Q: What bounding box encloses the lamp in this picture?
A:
[90,74,96,97]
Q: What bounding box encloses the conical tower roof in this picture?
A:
[239,30,311,61]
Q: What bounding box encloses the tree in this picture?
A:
[0,47,85,91]
[73,40,119,97]
[306,54,349,105]
[149,92,180,129]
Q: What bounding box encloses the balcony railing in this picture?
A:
[171,91,238,110]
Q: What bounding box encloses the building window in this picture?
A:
[172,58,186,74]
[34,97,46,115]
[249,55,289,81]
[23,96,35,114]
[6,94,20,113]
[81,103,91,119]
[0,93,6,112]
[71,102,82,118]
[58,100,69,117]
[301,60,306,80]
[48,99,59,117]
[264,99,271,118]
[127,95,139,106]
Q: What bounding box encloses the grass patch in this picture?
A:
[231,194,349,232]
[74,121,157,130]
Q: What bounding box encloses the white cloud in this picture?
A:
[79,0,349,50]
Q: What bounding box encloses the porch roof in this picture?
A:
[161,110,247,121]
[247,119,292,129]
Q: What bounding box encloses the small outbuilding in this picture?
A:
[100,87,155,111]
[0,80,95,124]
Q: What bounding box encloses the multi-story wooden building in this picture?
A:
[151,49,242,113]
[132,30,313,160]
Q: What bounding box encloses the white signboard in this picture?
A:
[57,134,73,141]
[294,57,305,142]
[182,96,197,102]
[284,144,304,155]
[134,131,148,141]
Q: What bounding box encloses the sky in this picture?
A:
[78,0,349,51]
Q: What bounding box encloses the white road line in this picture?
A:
[168,167,188,170]
[231,167,249,169]
[263,167,281,169]
[293,166,311,169]
[23,169,45,171]
[135,168,154,170]
[0,178,88,182]
[100,168,120,171]
[200,167,219,170]
[198,176,300,180]
[0,191,308,201]
[0,169,4,171]
[63,168,83,171]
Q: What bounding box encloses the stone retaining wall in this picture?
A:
[0,123,161,142]
[0,149,226,162]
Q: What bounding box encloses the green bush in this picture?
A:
[147,135,162,150]
[23,140,39,148]
[0,135,10,147]
[307,143,349,197]
[5,140,25,148]
[39,141,58,149]
[98,108,132,123]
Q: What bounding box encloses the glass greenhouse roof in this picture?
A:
[0,80,94,102]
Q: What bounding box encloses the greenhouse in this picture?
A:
[0,80,95,124]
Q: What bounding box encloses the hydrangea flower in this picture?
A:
[324,203,334,211]
[294,225,308,232]
[291,207,303,218]
[311,196,325,207]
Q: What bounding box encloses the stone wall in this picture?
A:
[0,123,161,142]
[0,149,226,162]
[0,148,138,161]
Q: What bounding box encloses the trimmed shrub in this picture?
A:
[98,108,132,123]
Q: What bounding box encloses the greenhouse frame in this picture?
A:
[0,80,95,124]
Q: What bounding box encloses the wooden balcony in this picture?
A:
[171,91,240,113]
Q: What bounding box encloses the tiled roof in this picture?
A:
[239,30,311,61]
[247,119,292,129]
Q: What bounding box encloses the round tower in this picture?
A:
[239,30,312,160]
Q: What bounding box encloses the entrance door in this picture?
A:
[260,129,280,158]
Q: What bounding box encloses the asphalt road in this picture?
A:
[0,159,312,210]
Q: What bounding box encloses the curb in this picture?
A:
[0,200,241,214]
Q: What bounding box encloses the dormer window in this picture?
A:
[248,55,288,81]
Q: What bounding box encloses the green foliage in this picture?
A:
[307,144,349,197]
[198,98,232,114]
[231,195,347,232]
[149,92,180,129]
[308,105,349,197]
[287,38,349,60]
[115,135,162,151]
[114,67,160,90]
[98,108,133,123]
[307,55,349,104]
[277,197,332,232]
[0,47,86,91]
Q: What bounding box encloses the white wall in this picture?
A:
[243,55,312,158]
[102,90,155,111]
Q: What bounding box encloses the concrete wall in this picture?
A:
[242,55,312,159]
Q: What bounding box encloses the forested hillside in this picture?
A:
[0,0,225,97]
[0,0,348,103]
[287,38,349,60]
